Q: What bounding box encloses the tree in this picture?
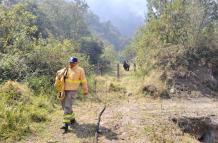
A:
[0,3,37,81]
[133,0,218,73]
[79,37,103,65]
[0,3,37,53]
[39,0,90,40]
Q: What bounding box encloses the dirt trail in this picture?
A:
[20,96,218,143]
[19,68,218,143]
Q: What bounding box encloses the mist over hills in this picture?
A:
[86,0,147,37]
[1,0,147,49]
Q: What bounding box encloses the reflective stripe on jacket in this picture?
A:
[56,66,88,93]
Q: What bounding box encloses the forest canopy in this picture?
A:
[0,0,126,84]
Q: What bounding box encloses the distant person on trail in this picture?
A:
[123,60,130,71]
[54,57,88,133]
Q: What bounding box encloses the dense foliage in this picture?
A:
[0,0,121,84]
[130,0,218,74]
[0,0,122,141]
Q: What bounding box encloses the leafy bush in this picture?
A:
[132,0,218,74]
[29,108,48,123]
[79,37,103,65]
[0,81,53,141]
[0,81,32,104]
[26,76,54,94]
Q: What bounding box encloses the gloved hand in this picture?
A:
[58,92,65,100]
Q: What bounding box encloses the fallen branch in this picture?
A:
[95,105,106,143]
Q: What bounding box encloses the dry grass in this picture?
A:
[143,70,166,91]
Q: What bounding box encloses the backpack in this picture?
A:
[54,67,68,100]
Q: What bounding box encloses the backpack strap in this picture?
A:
[63,66,69,81]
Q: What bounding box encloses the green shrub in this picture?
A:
[33,95,54,113]
[26,76,53,94]
[0,81,32,105]
[0,81,54,141]
[29,108,48,123]
[0,96,31,141]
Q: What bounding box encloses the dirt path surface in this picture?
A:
[19,95,218,143]
[19,69,218,143]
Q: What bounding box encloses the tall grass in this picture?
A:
[0,81,54,141]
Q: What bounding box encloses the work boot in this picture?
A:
[63,123,69,134]
[71,118,76,124]
[69,118,76,128]
[60,122,68,129]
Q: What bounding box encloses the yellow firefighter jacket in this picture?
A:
[55,65,88,93]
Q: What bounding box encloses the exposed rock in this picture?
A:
[160,90,171,99]
[172,116,218,143]
[169,87,176,94]
[142,85,157,96]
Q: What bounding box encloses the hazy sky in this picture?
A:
[86,0,147,37]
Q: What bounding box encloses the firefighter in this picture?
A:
[123,60,130,71]
[55,57,88,133]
